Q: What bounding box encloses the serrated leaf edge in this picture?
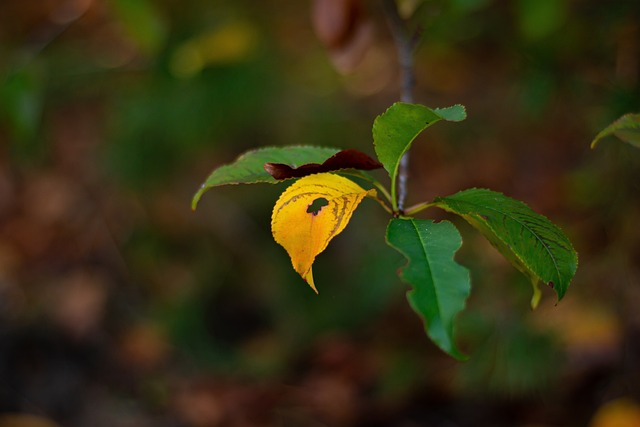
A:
[192,145,341,210]
[434,188,577,302]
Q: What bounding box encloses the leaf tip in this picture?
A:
[434,104,467,122]
[304,269,318,294]
[263,162,277,174]
[453,351,469,362]
[191,185,206,211]
[530,283,542,310]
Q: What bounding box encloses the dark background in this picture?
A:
[1,0,640,426]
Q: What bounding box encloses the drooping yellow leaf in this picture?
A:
[271,173,375,292]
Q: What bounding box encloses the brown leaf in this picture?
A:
[311,0,373,73]
[264,149,382,180]
[327,18,374,74]
[311,0,361,49]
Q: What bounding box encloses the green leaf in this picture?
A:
[432,188,577,307]
[591,113,640,149]
[372,102,466,208]
[192,146,340,209]
[386,218,471,360]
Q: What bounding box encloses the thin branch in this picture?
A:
[381,0,416,104]
[381,0,418,213]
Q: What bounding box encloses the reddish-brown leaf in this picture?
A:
[311,0,360,49]
[264,149,382,180]
[326,18,373,74]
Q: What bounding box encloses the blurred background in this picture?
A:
[1,0,640,426]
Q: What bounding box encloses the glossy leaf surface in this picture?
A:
[386,218,470,359]
[433,188,577,307]
[372,102,466,181]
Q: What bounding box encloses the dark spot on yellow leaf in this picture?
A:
[307,197,329,216]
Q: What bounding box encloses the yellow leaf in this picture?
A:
[271,173,375,292]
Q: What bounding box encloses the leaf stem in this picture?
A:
[364,178,394,214]
[371,194,394,215]
[404,200,435,216]
[382,0,418,213]
[373,180,394,205]
[343,171,393,205]
[390,179,399,213]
